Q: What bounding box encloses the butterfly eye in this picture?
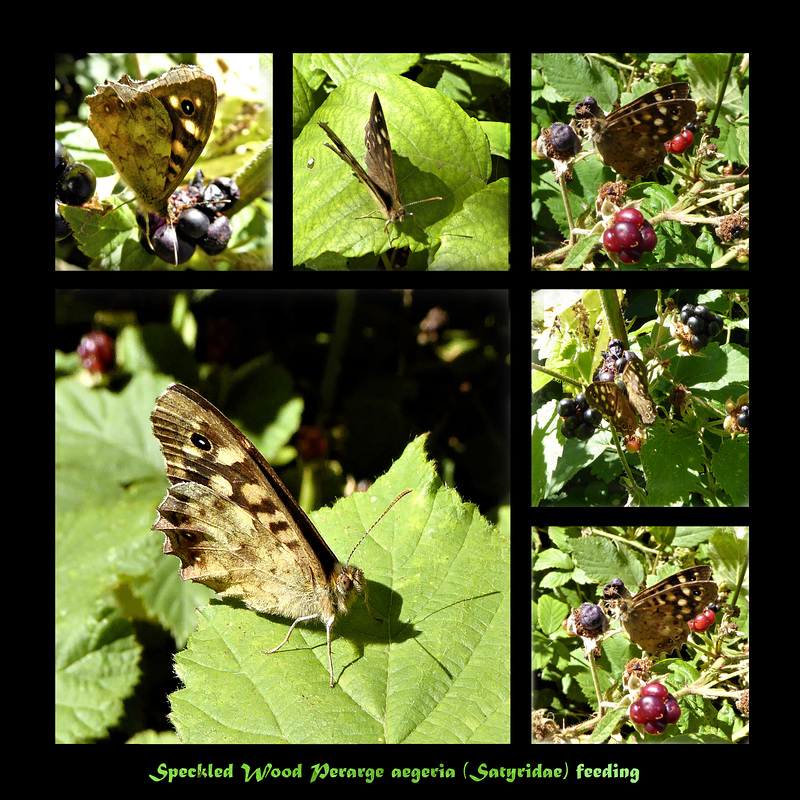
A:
[191,432,212,451]
[336,572,355,599]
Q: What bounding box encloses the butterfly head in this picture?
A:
[332,563,365,615]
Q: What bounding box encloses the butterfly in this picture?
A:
[85,65,220,265]
[604,566,718,653]
[151,383,411,687]
[318,93,442,248]
[585,352,656,435]
[85,65,217,219]
[576,82,696,178]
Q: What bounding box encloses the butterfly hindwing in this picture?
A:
[585,381,638,434]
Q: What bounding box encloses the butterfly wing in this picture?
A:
[151,383,343,619]
[318,119,395,223]
[621,356,656,424]
[620,566,717,653]
[363,93,403,220]
[592,83,696,178]
[585,381,638,435]
[142,67,217,207]
[86,65,216,216]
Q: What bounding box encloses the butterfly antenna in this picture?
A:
[346,489,412,566]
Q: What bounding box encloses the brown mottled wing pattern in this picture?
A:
[592,82,696,178]
[318,116,394,222]
[150,383,340,620]
[620,357,656,424]
[585,353,656,434]
[584,381,639,435]
[85,65,216,216]
[619,566,717,653]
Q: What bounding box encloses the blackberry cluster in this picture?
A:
[546,123,581,157]
[601,208,657,264]
[77,330,115,375]
[602,577,629,600]
[577,603,606,632]
[563,601,610,643]
[687,608,716,633]
[56,139,96,241]
[139,170,239,265]
[675,303,725,352]
[724,395,750,435]
[629,682,682,736]
[557,394,602,440]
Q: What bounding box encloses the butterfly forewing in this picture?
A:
[318,122,388,213]
[85,65,217,218]
[363,94,403,220]
[620,357,656,424]
[150,383,410,688]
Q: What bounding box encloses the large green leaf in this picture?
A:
[166,435,509,744]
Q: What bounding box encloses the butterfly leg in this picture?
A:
[264,614,318,655]
[325,621,337,687]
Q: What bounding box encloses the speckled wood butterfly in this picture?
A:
[604,566,718,653]
[318,93,442,248]
[86,65,217,219]
[578,82,696,178]
[585,353,657,435]
[151,383,411,687]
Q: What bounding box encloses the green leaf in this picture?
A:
[293,74,490,265]
[167,435,509,743]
